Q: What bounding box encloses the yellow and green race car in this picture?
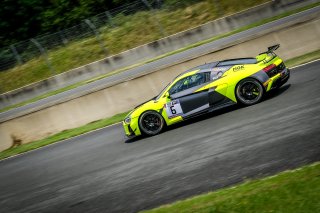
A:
[123,44,290,137]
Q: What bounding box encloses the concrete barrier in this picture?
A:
[0,0,319,109]
[0,16,320,151]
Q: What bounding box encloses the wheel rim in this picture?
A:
[237,80,262,104]
[140,112,163,135]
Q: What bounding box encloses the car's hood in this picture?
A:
[134,96,156,109]
[129,96,165,119]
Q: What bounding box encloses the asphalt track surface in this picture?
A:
[0,61,320,212]
[1,5,320,122]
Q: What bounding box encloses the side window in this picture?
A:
[169,72,210,95]
[211,70,224,80]
[211,66,230,80]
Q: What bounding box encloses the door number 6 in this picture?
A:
[166,100,183,118]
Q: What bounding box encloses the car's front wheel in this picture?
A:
[236,78,264,105]
[139,111,165,136]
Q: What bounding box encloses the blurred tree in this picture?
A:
[0,0,47,47]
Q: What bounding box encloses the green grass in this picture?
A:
[0,111,128,160]
[142,162,320,213]
[0,83,84,113]
[285,49,320,68]
[137,0,320,64]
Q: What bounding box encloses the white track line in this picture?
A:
[290,58,320,69]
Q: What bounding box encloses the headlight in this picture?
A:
[124,116,131,124]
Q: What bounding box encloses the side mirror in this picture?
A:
[164,92,170,98]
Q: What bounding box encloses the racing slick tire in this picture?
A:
[139,111,165,136]
[236,78,264,106]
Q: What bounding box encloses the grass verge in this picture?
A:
[0,111,128,160]
[0,83,84,113]
[142,162,320,213]
[285,49,320,68]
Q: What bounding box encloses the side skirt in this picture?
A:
[182,100,236,120]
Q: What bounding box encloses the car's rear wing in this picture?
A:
[257,44,280,63]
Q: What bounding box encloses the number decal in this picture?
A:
[170,106,177,114]
[165,100,183,118]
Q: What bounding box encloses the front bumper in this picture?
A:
[123,117,142,138]
[123,122,136,138]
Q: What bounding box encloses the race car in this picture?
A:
[123,44,290,137]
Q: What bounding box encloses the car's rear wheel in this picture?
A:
[139,111,164,136]
[236,78,264,105]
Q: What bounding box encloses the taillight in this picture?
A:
[263,64,276,72]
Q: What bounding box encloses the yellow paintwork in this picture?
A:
[123,52,284,137]
[266,73,281,91]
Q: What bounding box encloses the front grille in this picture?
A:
[128,125,133,134]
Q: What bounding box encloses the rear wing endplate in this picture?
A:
[267,44,280,52]
[259,44,280,55]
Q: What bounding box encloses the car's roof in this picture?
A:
[175,62,218,79]
[217,58,257,66]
